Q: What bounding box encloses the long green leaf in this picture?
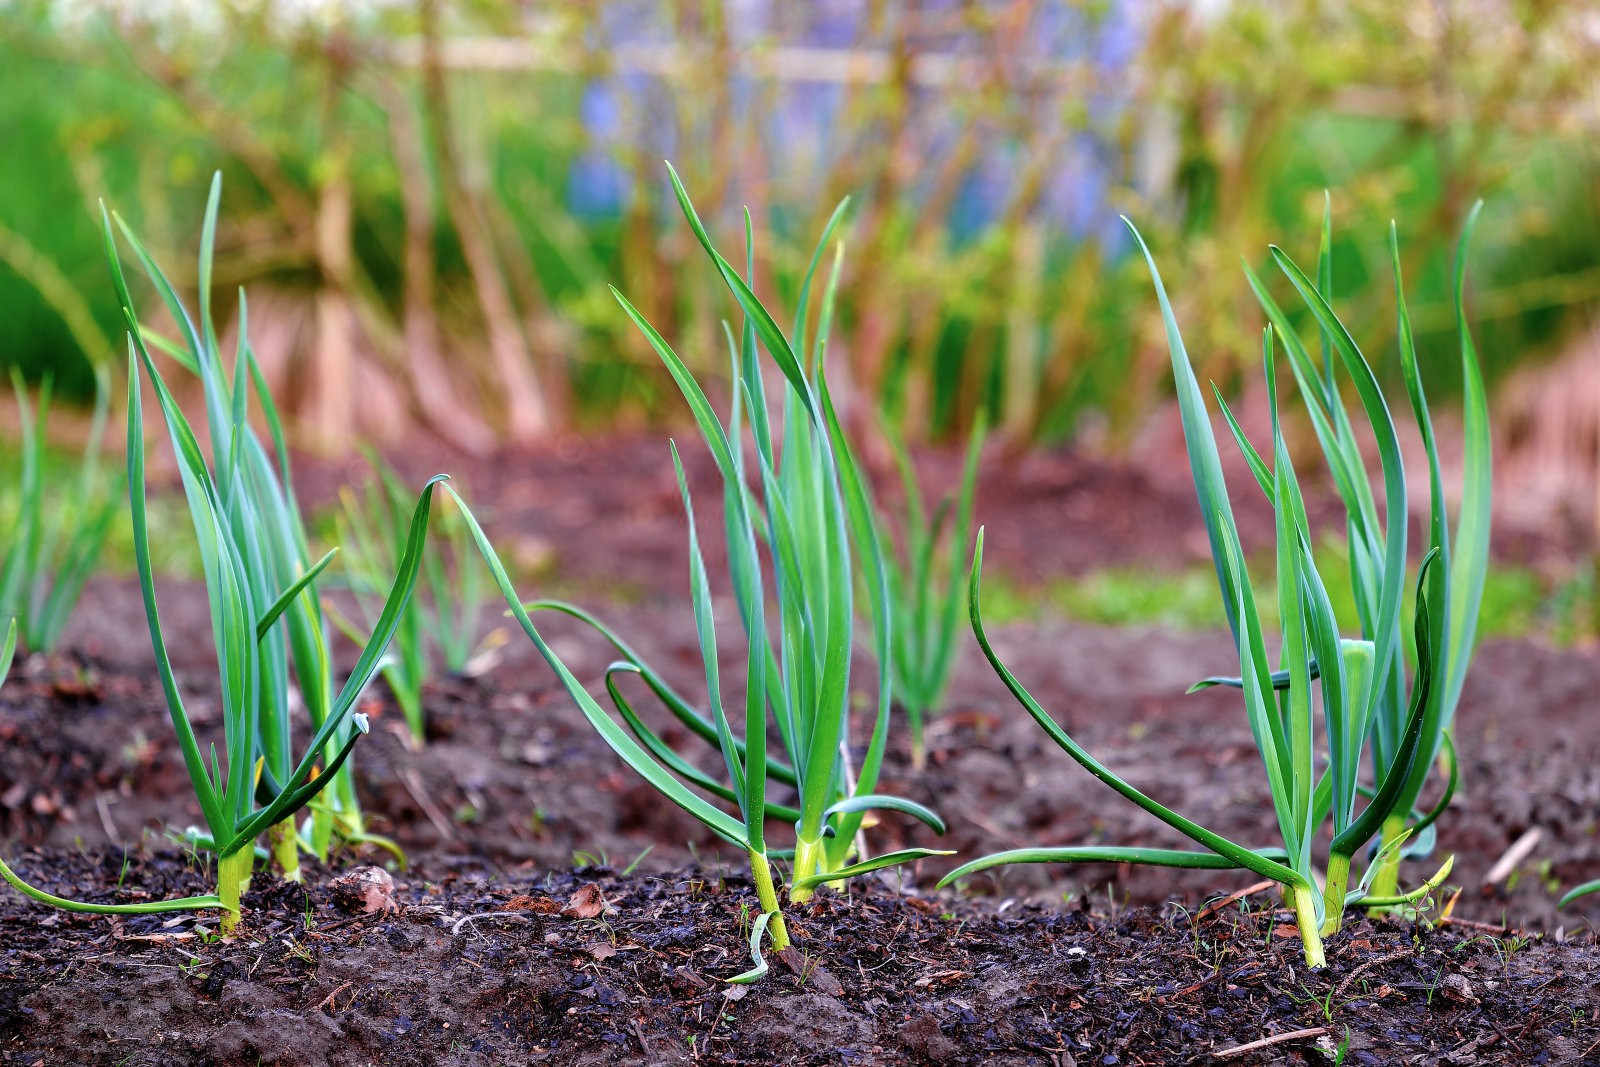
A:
[294,478,445,769]
[1330,550,1439,858]
[529,600,800,786]
[449,487,752,849]
[1124,219,1243,641]
[670,442,752,834]
[968,528,1305,890]
[1442,202,1492,738]
[125,345,226,836]
[1559,880,1600,908]
[664,163,817,419]
[1270,245,1409,748]
[1406,731,1457,838]
[818,367,896,861]
[256,549,339,641]
[822,793,946,835]
[792,198,853,368]
[0,618,15,681]
[791,848,955,890]
[0,854,224,915]
[221,716,368,853]
[1265,329,1316,872]
[939,845,1292,887]
[602,664,804,824]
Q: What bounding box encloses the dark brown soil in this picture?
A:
[2,434,1597,1064]
[0,852,1594,1066]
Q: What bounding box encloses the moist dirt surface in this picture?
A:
[2,435,1597,1064]
[0,855,1595,1066]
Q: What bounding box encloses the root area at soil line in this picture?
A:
[0,853,1595,1066]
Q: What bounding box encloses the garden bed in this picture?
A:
[0,855,1595,1066]
[1,442,1596,1064]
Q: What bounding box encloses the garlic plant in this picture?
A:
[943,207,1487,967]
[453,163,949,980]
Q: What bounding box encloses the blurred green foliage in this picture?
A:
[0,437,198,580]
[0,1,1595,452]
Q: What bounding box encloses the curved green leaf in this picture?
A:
[1188,661,1322,694]
[791,847,955,890]
[602,664,804,825]
[938,846,1280,888]
[817,367,901,860]
[726,910,777,984]
[448,487,752,850]
[124,345,225,836]
[527,600,800,786]
[1270,244,1409,757]
[1559,880,1600,908]
[0,853,224,915]
[1405,730,1458,842]
[663,163,816,419]
[218,715,368,855]
[821,794,946,835]
[968,528,1305,891]
[256,549,339,642]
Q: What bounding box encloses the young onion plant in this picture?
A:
[0,367,118,654]
[1222,200,1492,907]
[942,212,1485,968]
[109,175,420,869]
[878,413,985,769]
[333,456,487,744]
[0,331,442,929]
[1181,203,1489,909]
[450,164,948,980]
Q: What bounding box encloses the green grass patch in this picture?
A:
[983,548,1562,645]
[0,438,199,581]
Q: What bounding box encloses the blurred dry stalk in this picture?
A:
[4,0,1599,457]
[1495,324,1600,546]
